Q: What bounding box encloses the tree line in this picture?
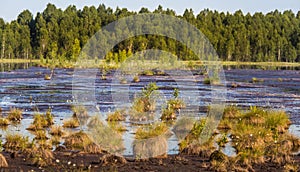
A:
[0,3,299,62]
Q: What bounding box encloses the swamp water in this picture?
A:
[0,65,299,156]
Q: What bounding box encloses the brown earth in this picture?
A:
[1,151,299,172]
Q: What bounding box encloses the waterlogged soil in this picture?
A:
[2,151,300,172]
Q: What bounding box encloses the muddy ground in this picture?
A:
[1,151,300,171]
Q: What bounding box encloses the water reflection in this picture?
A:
[0,62,36,72]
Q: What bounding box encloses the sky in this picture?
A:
[0,0,299,22]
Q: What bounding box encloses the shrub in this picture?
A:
[7,107,22,121]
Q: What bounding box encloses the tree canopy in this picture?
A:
[0,3,299,62]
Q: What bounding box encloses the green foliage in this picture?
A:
[1,5,299,63]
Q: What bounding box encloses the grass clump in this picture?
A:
[130,82,158,121]
[161,88,185,121]
[135,122,168,140]
[71,105,88,118]
[33,130,48,140]
[87,116,124,154]
[49,125,64,136]
[133,75,140,83]
[161,107,176,121]
[26,146,54,167]
[63,118,80,128]
[106,109,126,121]
[4,134,29,152]
[64,131,102,153]
[27,113,48,131]
[7,107,22,121]
[0,118,9,126]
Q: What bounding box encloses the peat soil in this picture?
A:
[1,151,300,171]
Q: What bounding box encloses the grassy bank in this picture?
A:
[0,59,39,63]
[1,58,300,69]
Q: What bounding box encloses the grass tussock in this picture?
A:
[33,130,48,140]
[7,107,22,121]
[63,117,80,128]
[72,105,88,118]
[135,122,168,140]
[4,134,29,152]
[63,131,102,153]
[26,146,54,167]
[0,118,9,126]
[27,113,49,131]
[106,110,126,121]
[49,125,64,136]
[130,82,158,121]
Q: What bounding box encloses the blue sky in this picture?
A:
[1,0,299,21]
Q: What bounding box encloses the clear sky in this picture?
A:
[1,0,299,22]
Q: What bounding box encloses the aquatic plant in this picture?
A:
[7,107,23,121]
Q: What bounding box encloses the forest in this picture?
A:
[0,3,299,63]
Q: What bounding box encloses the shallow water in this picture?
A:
[0,65,299,156]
